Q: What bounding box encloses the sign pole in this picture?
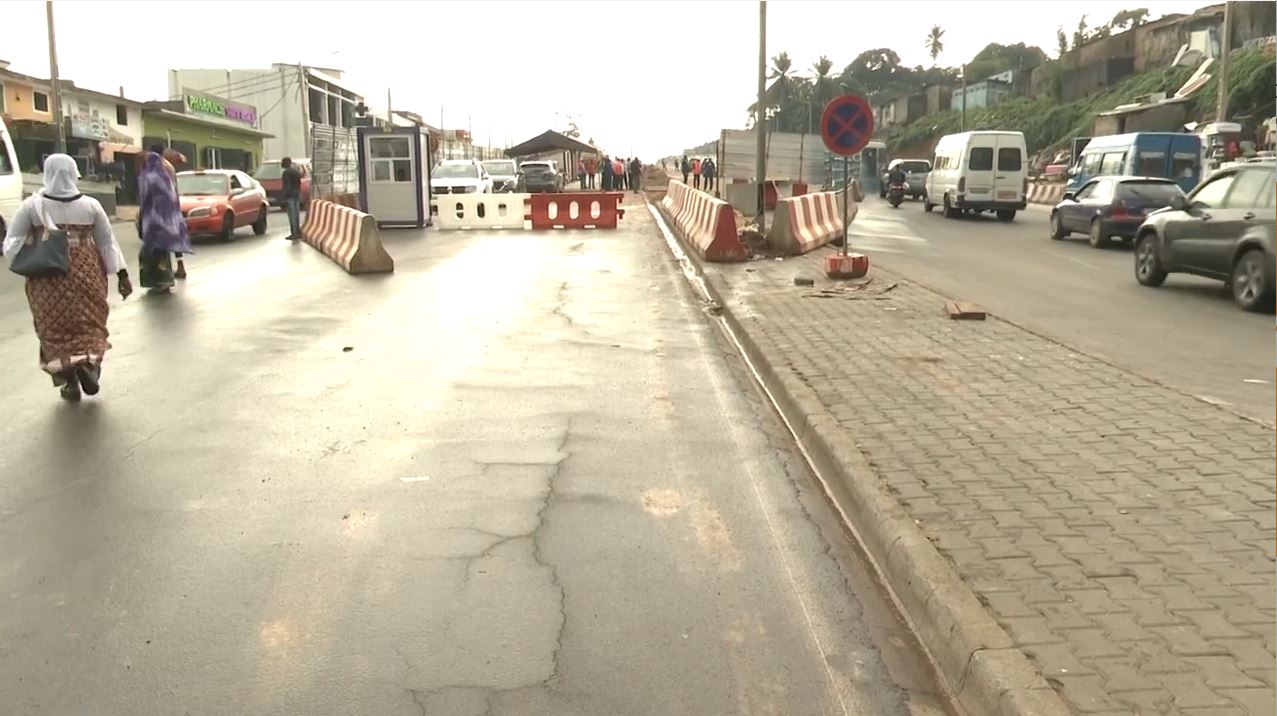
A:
[842,154,849,257]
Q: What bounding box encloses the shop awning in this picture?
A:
[144,109,275,138]
[505,129,596,158]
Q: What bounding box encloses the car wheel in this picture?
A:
[220,212,235,242]
[1049,211,1067,240]
[1230,248,1274,312]
[942,194,959,219]
[252,207,268,235]
[996,209,1016,222]
[1088,219,1111,248]
[1134,233,1167,287]
[923,193,934,213]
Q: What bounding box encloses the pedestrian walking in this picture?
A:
[577,159,587,189]
[629,157,642,194]
[601,154,614,191]
[585,156,597,189]
[143,145,189,279]
[2,154,132,401]
[681,155,691,184]
[281,157,303,240]
[701,157,717,193]
[614,157,626,191]
[692,157,702,189]
[137,151,193,293]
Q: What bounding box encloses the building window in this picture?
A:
[116,105,128,126]
[33,92,49,112]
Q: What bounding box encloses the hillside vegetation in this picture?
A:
[883,49,1275,158]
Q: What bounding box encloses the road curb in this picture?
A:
[653,200,1074,716]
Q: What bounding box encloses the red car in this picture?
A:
[253,159,312,209]
[177,170,269,240]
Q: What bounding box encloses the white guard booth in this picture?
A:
[356,125,432,228]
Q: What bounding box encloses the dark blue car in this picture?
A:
[1049,176,1184,248]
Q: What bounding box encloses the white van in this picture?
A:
[924,131,1027,221]
[0,123,21,235]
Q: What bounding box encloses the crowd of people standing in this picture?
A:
[592,155,643,193]
[680,155,717,192]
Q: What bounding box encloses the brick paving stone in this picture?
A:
[702,254,1277,714]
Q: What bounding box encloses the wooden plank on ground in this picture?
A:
[946,301,986,320]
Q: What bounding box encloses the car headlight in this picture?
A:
[188,207,212,218]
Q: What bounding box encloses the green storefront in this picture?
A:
[141,91,271,173]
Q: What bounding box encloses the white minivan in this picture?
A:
[924,131,1028,221]
[0,123,22,235]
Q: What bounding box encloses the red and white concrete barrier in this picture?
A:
[659,181,747,263]
[301,200,394,274]
[766,190,855,256]
[1027,182,1066,206]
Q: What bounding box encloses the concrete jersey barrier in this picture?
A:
[301,200,394,274]
[766,190,853,256]
[660,180,747,263]
[1027,182,1066,205]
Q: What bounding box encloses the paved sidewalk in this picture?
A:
[699,248,1276,715]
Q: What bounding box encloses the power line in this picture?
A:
[178,71,297,99]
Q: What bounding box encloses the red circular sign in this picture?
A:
[820,95,875,156]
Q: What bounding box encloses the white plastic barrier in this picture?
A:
[434,193,530,230]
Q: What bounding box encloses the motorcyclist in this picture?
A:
[887,165,907,186]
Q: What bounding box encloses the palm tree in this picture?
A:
[926,25,945,66]
[768,52,797,131]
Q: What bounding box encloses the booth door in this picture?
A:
[364,134,417,223]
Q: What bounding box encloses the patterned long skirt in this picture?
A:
[138,245,174,289]
[24,226,111,381]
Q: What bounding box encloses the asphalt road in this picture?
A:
[845,198,1274,422]
[0,205,948,714]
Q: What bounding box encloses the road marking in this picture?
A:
[399,476,431,483]
[1243,378,1269,385]
[1061,254,1100,270]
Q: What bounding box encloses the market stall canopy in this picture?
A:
[505,130,596,158]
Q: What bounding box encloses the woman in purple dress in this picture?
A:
[136,151,192,292]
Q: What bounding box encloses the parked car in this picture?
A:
[482,159,519,193]
[430,159,492,195]
[519,160,562,193]
[253,158,311,209]
[1133,162,1275,312]
[1067,132,1202,194]
[0,123,21,236]
[924,131,1027,221]
[1050,176,1184,248]
[177,169,269,240]
[879,159,930,200]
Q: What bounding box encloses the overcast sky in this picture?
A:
[4,0,1210,158]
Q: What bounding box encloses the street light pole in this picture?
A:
[1215,1,1232,122]
[45,0,65,154]
[755,0,767,233]
[960,64,967,132]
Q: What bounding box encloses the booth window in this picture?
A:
[33,92,49,112]
[370,136,412,182]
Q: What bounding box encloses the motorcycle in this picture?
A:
[887,181,907,208]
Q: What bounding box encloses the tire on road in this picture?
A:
[1230,248,1274,312]
[252,207,268,236]
[1088,219,1111,248]
[220,212,235,242]
[1134,232,1167,287]
[996,209,1016,222]
[942,193,959,219]
[1049,211,1067,240]
[923,194,934,213]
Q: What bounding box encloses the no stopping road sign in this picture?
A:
[820,94,875,157]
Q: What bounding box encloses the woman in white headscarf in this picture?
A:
[3,154,133,401]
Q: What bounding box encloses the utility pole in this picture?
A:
[1215,1,1233,122]
[960,64,967,132]
[755,0,767,233]
[45,0,65,154]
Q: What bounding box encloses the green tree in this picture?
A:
[1109,8,1149,31]
[926,25,945,66]
[1056,27,1069,58]
[964,42,1047,82]
[839,48,907,101]
[1073,15,1088,49]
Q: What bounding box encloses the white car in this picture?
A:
[431,159,493,196]
[0,124,22,235]
[482,159,519,193]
